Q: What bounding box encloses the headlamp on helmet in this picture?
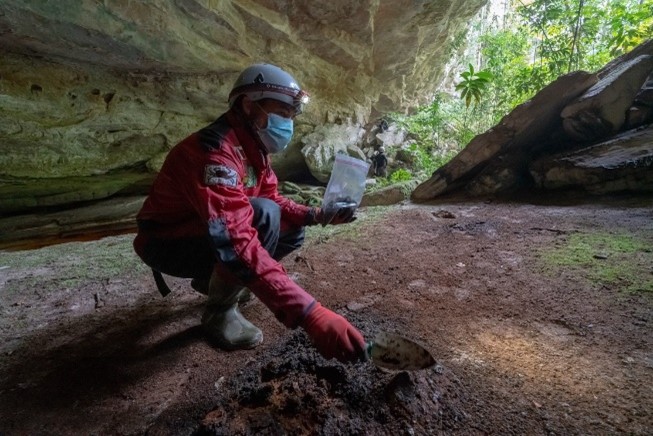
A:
[228,63,310,115]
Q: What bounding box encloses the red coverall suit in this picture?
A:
[133,110,316,329]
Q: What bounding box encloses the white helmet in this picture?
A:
[228,63,310,114]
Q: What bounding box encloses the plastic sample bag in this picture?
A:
[320,154,370,225]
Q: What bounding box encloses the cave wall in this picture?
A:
[0,0,487,182]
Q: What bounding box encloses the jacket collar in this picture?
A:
[226,109,269,172]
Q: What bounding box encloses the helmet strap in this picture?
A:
[232,97,269,155]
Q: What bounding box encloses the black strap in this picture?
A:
[152,269,172,297]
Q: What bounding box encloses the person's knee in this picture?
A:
[250,197,281,230]
[283,227,305,250]
[274,227,305,260]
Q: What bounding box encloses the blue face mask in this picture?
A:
[257,111,294,154]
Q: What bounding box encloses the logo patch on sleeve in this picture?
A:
[204,164,238,187]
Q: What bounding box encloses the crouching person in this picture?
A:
[133,63,365,363]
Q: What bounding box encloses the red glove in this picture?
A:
[301,302,366,363]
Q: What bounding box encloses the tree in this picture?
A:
[515,0,652,93]
[480,27,530,118]
[455,64,494,108]
[607,0,653,56]
[390,0,652,178]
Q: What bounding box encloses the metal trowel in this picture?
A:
[366,331,436,371]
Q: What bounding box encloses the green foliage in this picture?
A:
[479,28,531,114]
[512,0,651,96]
[388,93,472,180]
[401,0,650,156]
[607,0,653,56]
[455,64,494,108]
[389,168,413,183]
[279,182,324,207]
[383,0,649,184]
[540,232,653,292]
[410,141,461,177]
[391,98,444,147]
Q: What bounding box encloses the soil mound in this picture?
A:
[199,327,467,435]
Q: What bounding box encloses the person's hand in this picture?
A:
[315,205,357,226]
[301,302,366,363]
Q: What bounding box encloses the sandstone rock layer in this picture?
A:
[0,0,486,181]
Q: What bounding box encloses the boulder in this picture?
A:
[530,126,653,194]
[411,39,653,202]
[0,196,145,250]
[0,172,154,214]
[624,72,653,130]
[561,55,653,141]
[625,105,653,130]
[361,181,418,206]
[300,123,367,182]
[411,71,597,201]
[376,123,407,148]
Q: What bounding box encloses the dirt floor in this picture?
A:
[0,198,652,435]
